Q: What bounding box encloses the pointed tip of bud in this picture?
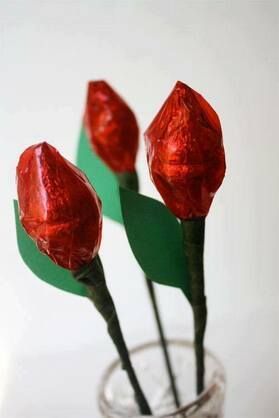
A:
[87,79,110,91]
[174,80,188,89]
[36,141,55,154]
[40,140,51,149]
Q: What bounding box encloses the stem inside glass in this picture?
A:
[98,339,226,418]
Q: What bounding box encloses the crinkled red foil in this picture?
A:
[84,80,139,173]
[145,81,226,219]
[17,142,102,271]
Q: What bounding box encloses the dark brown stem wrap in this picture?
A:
[73,256,152,416]
[181,218,207,394]
[117,170,180,408]
[145,279,180,407]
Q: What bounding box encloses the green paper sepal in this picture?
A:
[76,127,123,224]
[119,187,191,301]
[13,200,88,297]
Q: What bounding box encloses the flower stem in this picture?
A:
[181,218,207,394]
[73,256,152,416]
[145,279,181,408]
[117,171,180,408]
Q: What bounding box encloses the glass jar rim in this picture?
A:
[98,338,226,418]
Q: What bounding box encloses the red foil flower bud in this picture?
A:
[17,142,102,271]
[145,81,226,219]
[84,80,139,173]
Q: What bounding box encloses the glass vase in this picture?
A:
[98,339,226,418]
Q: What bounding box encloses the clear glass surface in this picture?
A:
[98,339,226,418]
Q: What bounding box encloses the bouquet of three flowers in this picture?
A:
[15,80,225,416]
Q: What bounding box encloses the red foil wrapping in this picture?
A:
[17,142,102,271]
[145,81,226,219]
[84,80,139,173]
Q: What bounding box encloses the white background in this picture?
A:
[0,1,278,417]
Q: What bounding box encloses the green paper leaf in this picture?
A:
[119,188,191,300]
[76,127,123,224]
[13,200,88,297]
